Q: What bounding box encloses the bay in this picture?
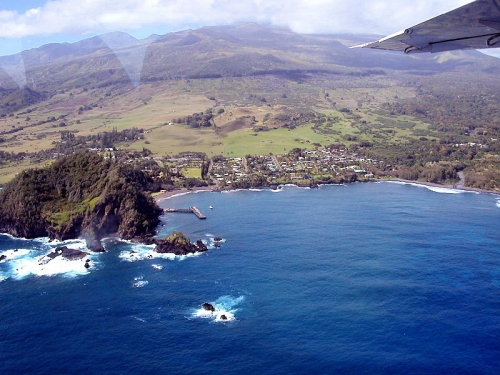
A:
[1,182,500,374]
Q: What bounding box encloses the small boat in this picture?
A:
[209,205,213,209]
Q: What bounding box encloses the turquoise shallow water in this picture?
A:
[1,182,500,374]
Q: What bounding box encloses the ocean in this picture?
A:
[1,182,499,374]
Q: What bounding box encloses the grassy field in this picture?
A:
[0,159,51,184]
[182,167,202,179]
[222,123,348,156]
[0,75,443,182]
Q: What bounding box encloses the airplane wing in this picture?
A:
[352,0,500,53]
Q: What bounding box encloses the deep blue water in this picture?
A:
[1,182,500,374]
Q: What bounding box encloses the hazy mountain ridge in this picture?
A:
[0,23,498,93]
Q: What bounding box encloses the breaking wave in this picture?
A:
[0,237,99,281]
[190,295,245,323]
[119,234,225,263]
[387,181,476,194]
[119,243,201,262]
[132,276,149,288]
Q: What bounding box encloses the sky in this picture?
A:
[0,0,477,56]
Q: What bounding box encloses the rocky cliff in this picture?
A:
[0,152,162,249]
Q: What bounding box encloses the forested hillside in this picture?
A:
[0,152,162,248]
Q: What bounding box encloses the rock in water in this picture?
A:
[85,236,105,253]
[46,246,89,261]
[202,303,216,312]
[154,232,208,255]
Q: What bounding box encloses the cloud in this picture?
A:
[0,0,472,39]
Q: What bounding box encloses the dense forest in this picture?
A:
[0,152,162,248]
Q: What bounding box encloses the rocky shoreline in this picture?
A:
[2,176,497,267]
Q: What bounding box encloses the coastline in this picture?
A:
[386,178,500,196]
[153,186,217,202]
[153,179,500,203]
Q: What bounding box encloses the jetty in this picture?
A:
[164,206,207,219]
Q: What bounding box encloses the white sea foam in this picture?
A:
[191,295,244,323]
[203,233,226,247]
[7,253,93,280]
[119,242,201,262]
[386,181,475,194]
[0,249,31,262]
[0,238,98,281]
[132,280,149,288]
[132,276,148,287]
[119,234,224,262]
[37,237,63,245]
[318,183,346,188]
[426,186,468,194]
[152,264,163,270]
[165,191,192,199]
[202,234,226,250]
[496,199,500,208]
[221,189,245,194]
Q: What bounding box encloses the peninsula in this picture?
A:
[0,152,162,251]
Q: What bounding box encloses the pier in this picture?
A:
[164,206,207,219]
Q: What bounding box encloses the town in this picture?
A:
[120,146,382,192]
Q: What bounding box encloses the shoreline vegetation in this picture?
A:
[0,152,162,250]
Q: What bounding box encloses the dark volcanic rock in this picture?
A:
[47,246,89,261]
[153,231,207,256]
[202,303,215,312]
[85,236,105,253]
[0,254,6,262]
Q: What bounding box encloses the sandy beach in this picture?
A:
[153,186,218,202]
